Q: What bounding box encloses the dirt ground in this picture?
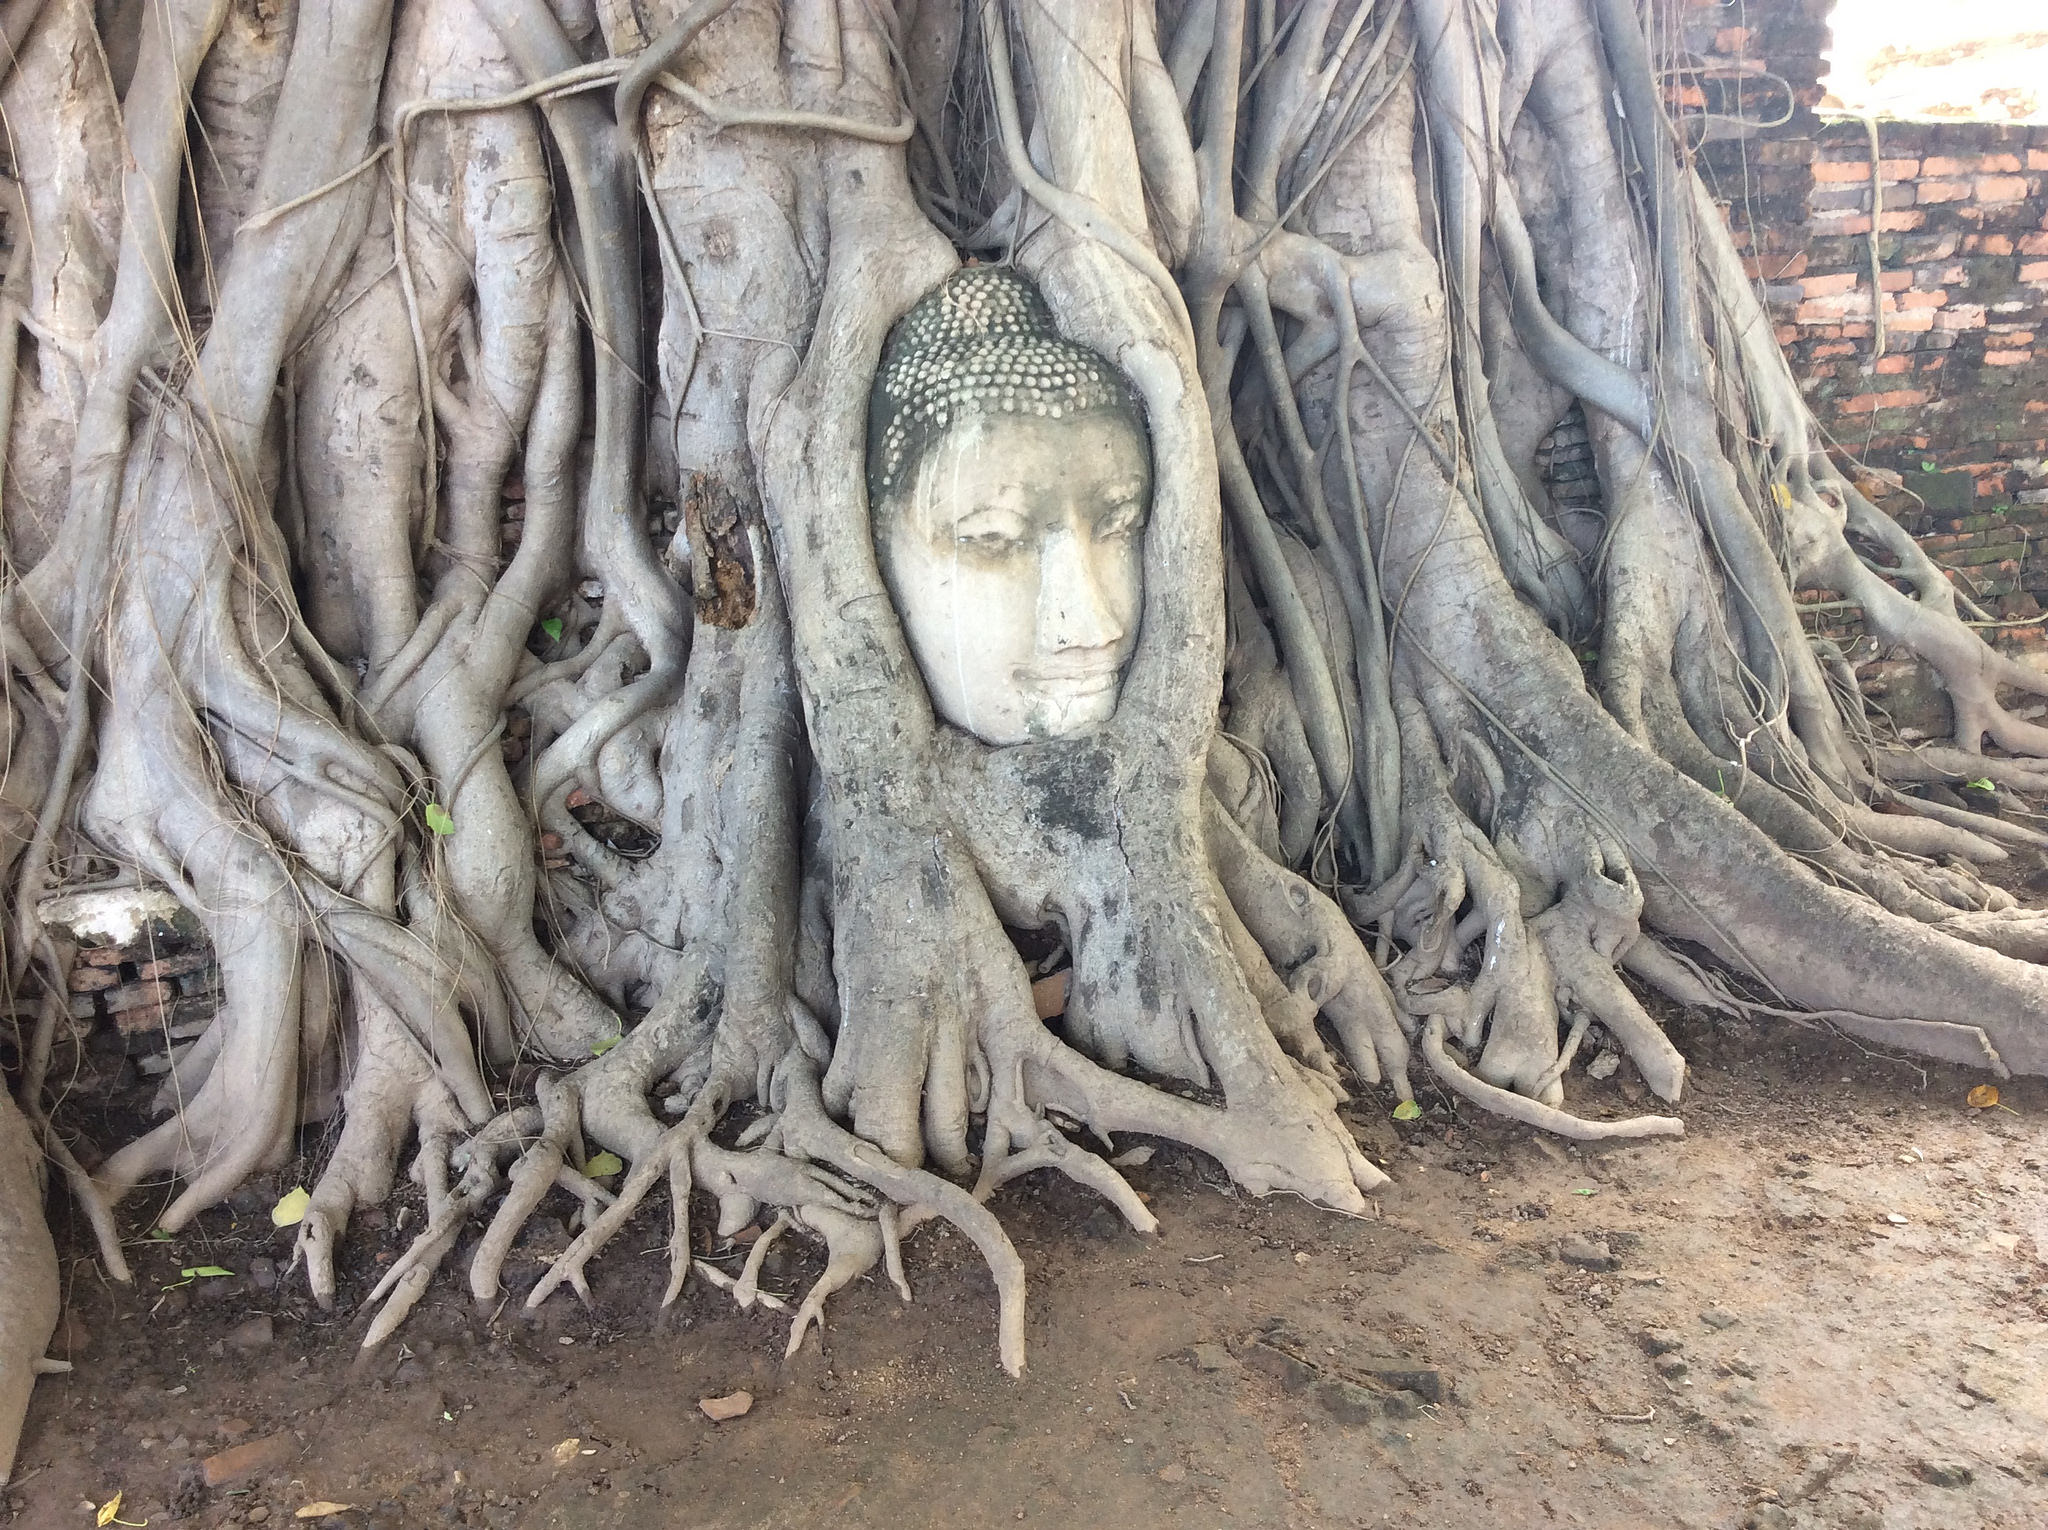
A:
[5,1008,2045,1530]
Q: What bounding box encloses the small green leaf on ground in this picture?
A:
[540,617,564,642]
[581,1151,624,1178]
[1392,1099,1422,1121]
[181,1266,233,1279]
[1572,1187,1598,1197]
[590,1032,621,1056]
[270,1186,311,1227]
[1965,778,1994,793]
[424,802,455,835]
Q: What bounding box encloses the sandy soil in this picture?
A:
[5,1011,2045,1530]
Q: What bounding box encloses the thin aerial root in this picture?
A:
[552,1164,617,1223]
[1534,1011,1592,1095]
[1420,1018,1685,1141]
[775,1055,1028,1375]
[18,985,131,1284]
[660,1152,694,1308]
[784,1207,883,1360]
[878,1205,912,1303]
[364,1112,534,1346]
[691,1258,789,1311]
[978,1127,1161,1235]
[1876,747,2048,796]
[470,1077,579,1302]
[526,1126,689,1310]
[362,1229,458,1350]
[732,1213,792,1310]
[1540,933,1689,1102]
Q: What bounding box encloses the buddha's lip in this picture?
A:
[1017,659,1123,690]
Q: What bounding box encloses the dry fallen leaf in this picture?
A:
[295,1505,353,1519]
[270,1186,311,1227]
[1031,970,1071,1020]
[96,1492,122,1528]
[1967,1084,2000,1109]
[550,1438,582,1466]
[699,1390,754,1422]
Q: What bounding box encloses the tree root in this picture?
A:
[1419,1017,1684,1141]
[0,1086,58,1486]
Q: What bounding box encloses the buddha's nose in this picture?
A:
[1037,528,1124,653]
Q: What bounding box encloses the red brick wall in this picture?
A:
[1677,2,2048,658]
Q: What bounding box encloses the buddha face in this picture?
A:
[876,408,1150,746]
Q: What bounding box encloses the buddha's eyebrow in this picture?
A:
[951,487,1028,512]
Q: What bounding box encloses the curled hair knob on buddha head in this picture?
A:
[867,265,1145,507]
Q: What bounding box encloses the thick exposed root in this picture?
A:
[0,1088,58,1486]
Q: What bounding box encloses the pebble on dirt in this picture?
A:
[1911,1459,1974,1488]
[1381,1390,1427,1420]
[1559,1234,1616,1271]
[1700,1307,1741,1330]
[1187,1344,1233,1373]
[1316,1379,1383,1426]
[1243,1341,1316,1393]
[1958,1366,2009,1403]
[1640,1328,1686,1356]
[1356,1364,1442,1404]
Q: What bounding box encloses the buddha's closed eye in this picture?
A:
[953,507,1030,552]
[1097,497,1145,538]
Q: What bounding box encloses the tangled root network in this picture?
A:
[3,0,2046,1451]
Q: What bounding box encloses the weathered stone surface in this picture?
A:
[1559,1234,1616,1271]
[1640,1327,1686,1356]
[1381,1390,1427,1420]
[1187,1343,1233,1373]
[1912,1459,1974,1488]
[1355,1363,1442,1405]
[1317,1379,1382,1425]
[1243,1341,1316,1393]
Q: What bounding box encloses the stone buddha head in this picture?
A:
[868,267,1151,747]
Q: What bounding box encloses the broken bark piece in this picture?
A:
[202,1431,297,1486]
